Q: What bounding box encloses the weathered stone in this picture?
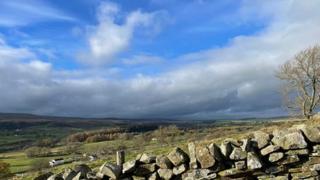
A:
[71,172,81,180]
[272,129,290,143]
[99,163,121,179]
[247,152,262,170]
[188,142,198,169]
[272,130,307,150]
[167,147,189,166]
[34,172,54,180]
[119,177,132,180]
[208,143,224,161]
[261,145,280,156]
[313,145,320,152]
[132,176,146,180]
[116,150,125,167]
[210,161,226,173]
[253,131,270,149]
[74,164,91,179]
[288,167,303,173]
[265,165,286,174]
[123,160,137,174]
[285,149,309,156]
[257,175,275,180]
[304,156,320,165]
[173,163,187,175]
[148,172,159,180]
[157,169,173,180]
[156,155,172,169]
[257,174,289,180]
[224,138,243,147]
[218,168,247,177]
[278,155,300,165]
[311,152,320,156]
[86,172,97,179]
[95,172,104,179]
[269,152,284,163]
[196,146,216,168]
[134,163,157,176]
[252,171,268,177]
[139,153,156,164]
[220,141,233,157]
[302,164,312,172]
[47,174,63,180]
[291,171,318,179]
[229,147,247,160]
[273,128,297,136]
[277,175,289,180]
[240,138,253,152]
[63,168,77,180]
[182,169,217,180]
[277,175,290,180]
[235,161,246,170]
[310,163,320,171]
[292,124,320,143]
[232,178,248,180]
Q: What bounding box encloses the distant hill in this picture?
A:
[0,112,196,131]
[0,112,289,130]
[0,112,120,121]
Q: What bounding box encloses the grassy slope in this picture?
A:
[1,118,306,180]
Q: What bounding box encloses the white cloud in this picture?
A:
[0,0,75,27]
[122,54,164,65]
[79,2,166,65]
[28,60,52,72]
[0,41,35,62]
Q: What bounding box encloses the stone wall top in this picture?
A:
[37,124,320,180]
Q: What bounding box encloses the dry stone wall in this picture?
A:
[36,124,320,180]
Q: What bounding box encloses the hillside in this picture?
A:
[29,120,320,180]
[1,112,283,153]
[0,113,200,153]
[0,116,310,179]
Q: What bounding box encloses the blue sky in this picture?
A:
[0,0,319,119]
[0,0,266,72]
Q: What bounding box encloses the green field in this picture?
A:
[0,138,182,179]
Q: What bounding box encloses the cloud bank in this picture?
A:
[1,0,320,119]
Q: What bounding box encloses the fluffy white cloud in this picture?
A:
[1,0,320,119]
[80,2,164,65]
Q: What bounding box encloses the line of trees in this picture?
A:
[66,128,125,143]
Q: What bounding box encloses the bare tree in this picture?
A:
[276,46,320,119]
